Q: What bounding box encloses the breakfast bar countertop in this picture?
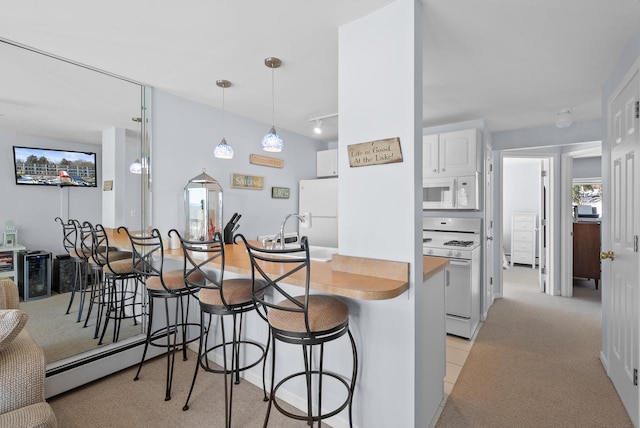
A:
[106,228,448,301]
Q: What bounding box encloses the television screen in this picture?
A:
[13,146,97,187]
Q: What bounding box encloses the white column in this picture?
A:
[339,1,435,427]
[101,127,127,228]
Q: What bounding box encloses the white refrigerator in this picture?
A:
[298,178,338,248]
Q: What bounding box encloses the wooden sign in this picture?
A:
[231,173,264,190]
[271,187,290,199]
[103,180,113,191]
[347,137,403,168]
[250,154,284,169]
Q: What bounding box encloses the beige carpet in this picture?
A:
[49,349,331,427]
[21,291,143,363]
[436,266,632,428]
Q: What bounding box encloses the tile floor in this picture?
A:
[430,333,476,427]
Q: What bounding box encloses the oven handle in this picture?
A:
[448,259,471,267]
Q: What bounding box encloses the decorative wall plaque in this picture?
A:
[250,154,284,168]
[347,137,403,168]
[271,187,290,199]
[231,173,264,190]
[103,180,113,191]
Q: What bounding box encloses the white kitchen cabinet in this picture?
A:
[423,128,481,178]
[316,149,338,177]
[510,213,536,268]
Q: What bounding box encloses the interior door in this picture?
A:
[607,68,639,426]
[539,159,550,293]
[484,150,494,317]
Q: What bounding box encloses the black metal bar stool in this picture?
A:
[177,230,268,428]
[238,234,358,427]
[122,227,203,401]
[88,224,137,342]
[55,217,87,321]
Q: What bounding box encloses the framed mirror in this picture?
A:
[0,38,152,368]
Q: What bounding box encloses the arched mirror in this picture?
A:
[0,38,151,368]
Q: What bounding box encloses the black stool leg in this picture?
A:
[183,311,207,411]
[65,260,82,315]
[263,333,277,428]
[303,344,313,426]
[164,296,179,401]
[348,329,358,428]
[134,292,154,382]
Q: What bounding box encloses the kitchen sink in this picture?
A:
[278,244,338,262]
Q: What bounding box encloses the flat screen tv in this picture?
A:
[13,146,97,187]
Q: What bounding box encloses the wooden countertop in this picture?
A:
[105,228,447,301]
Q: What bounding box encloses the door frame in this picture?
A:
[500,153,556,295]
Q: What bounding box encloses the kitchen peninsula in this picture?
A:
[105,228,448,428]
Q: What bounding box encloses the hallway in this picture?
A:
[435,266,631,427]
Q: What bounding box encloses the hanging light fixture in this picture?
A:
[555,108,573,128]
[214,79,234,159]
[129,116,142,174]
[261,57,283,152]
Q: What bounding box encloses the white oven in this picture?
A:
[423,217,481,339]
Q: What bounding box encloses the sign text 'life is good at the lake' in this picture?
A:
[347,137,403,168]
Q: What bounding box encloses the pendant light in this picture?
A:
[214,79,234,159]
[261,57,283,152]
[129,116,142,174]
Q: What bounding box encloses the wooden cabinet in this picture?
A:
[510,213,536,268]
[573,222,601,288]
[423,128,481,178]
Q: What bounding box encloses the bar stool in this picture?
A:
[87,224,136,342]
[121,227,204,401]
[178,230,268,428]
[55,217,87,321]
[238,234,358,427]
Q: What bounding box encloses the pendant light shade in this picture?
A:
[214,79,234,159]
[262,57,283,152]
[129,158,142,174]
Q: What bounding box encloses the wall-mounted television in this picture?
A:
[13,146,97,187]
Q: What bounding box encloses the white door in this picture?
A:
[539,159,550,293]
[484,150,494,317]
[607,68,639,426]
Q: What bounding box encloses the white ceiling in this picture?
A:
[0,0,639,145]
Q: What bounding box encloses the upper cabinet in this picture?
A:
[423,128,481,178]
[317,149,338,177]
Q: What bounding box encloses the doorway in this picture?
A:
[501,156,554,295]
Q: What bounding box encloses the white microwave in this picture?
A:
[423,174,479,210]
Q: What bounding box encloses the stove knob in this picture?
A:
[447,250,453,257]
[455,251,462,258]
[427,249,433,255]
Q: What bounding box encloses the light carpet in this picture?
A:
[21,291,143,363]
[435,266,632,427]
[49,349,331,427]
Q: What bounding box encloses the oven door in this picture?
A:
[423,178,456,209]
[445,258,472,318]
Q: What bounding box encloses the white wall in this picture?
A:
[151,89,325,241]
[0,130,102,255]
[502,157,540,254]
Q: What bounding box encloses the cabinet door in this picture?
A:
[316,149,338,178]
[439,129,478,176]
[422,134,440,178]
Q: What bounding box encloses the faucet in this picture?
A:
[275,213,306,249]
